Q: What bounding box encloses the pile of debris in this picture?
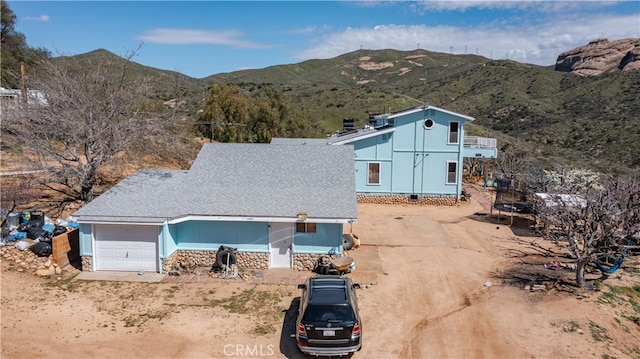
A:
[1,210,78,276]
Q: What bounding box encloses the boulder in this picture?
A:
[35,268,55,277]
[555,38,640,75]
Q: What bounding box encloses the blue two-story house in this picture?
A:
[273,105,497,205]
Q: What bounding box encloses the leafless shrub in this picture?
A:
[2,48,196,209]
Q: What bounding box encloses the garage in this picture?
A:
[94,224,159,272]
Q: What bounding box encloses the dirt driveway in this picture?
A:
[2,199,639,358]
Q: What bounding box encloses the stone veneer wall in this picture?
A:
[161,250,269,273]
[86,250,340,273]
[81,256,92,271]
[357,194,458,206]
[162,251,338,272]
[294,253,339,271]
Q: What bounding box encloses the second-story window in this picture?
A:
[448,122,459,144]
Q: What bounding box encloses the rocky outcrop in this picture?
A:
[620,46,640,71]
[555,38,640,75]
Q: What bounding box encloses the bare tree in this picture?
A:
[494,146,530,223]
[496,146,529,189]
[532,174,640,287]
[2,49,195,211]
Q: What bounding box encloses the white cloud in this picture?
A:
[136,28,272,49]
[293,12,639,66]
[23,15,49,22]
[290,26,320,35]
[409,0,616,13]
[289,24,333,35]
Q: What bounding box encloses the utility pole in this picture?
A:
[419,69,428,108]
[20,62,28,121]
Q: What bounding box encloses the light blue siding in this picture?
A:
[391,152,413,193]
[79,223,92,256]
[352,107,469,196]
[353,134,393,193]
[170,221,269,252]
[355,160,393,193]
[160,223,177,258]
[85,220,345,263]
[463,147,498,159]
[294,223,343,255]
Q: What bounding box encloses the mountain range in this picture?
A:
[58,38,640,173]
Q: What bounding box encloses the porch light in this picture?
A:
[297,211,308,222]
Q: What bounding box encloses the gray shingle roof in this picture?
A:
[270,138,329,145]
[72,169,189,223]
[73,143,357,223]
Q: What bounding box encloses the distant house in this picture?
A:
[72,143,357,273]
[272,105,497,204]
[0,87,48,107]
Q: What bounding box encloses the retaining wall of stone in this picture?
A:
[357,194,459,206]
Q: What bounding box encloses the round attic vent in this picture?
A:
[423,118,434,129]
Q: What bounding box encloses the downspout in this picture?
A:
[421,123,426,194]
[457,122,465,200]
[390,132,394,194]
[412,120,417,195]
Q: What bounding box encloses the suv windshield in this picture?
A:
[302,305,356,322]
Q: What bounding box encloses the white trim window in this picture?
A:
[446,161,458,184]
[448,121,459,144]
[367,162,381,185]
[296,223,317,233]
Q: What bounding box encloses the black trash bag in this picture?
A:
[26,226,54,243]
[53,225,68,236]
[17,222,38,232]
[30,241,52,257]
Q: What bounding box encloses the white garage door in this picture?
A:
[94,224,158,272]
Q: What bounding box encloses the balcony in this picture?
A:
[464,136,497,149]
[463,136,497,158]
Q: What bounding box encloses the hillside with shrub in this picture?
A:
[12,45,640,174]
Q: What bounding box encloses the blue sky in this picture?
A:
[8,1,640,79]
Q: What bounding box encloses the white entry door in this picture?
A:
[269,223,293,268]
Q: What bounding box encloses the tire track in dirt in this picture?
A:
[399,287,495,358]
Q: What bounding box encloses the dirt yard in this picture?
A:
[2,196,639,359]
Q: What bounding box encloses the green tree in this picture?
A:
[197,83,310,143]
[0,0,50,88]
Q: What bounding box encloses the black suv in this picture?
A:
[296,275,362,356]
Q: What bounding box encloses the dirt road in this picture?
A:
[2,200,638,359]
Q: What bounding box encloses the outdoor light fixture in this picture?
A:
[297,211,308,222]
